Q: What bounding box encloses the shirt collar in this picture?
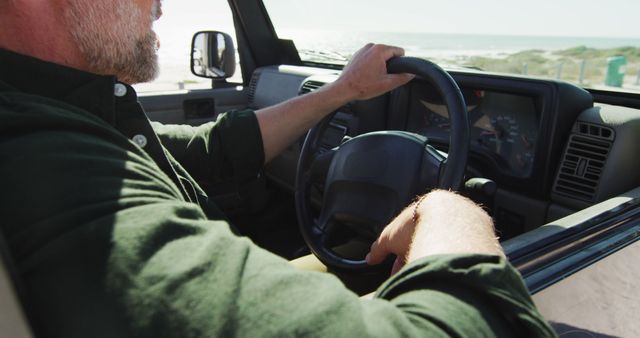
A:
[0,48,137,126]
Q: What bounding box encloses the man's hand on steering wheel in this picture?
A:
[365,199,417,275]
[367,190,504,275]
[255,44,413,162]
[327,44,415,102]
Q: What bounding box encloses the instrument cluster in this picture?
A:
[406,83,540,177]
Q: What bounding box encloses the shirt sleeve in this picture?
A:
[110,219,558,338]
[2,103,555,338]
[151,109,265,184]
[375,254,557,337]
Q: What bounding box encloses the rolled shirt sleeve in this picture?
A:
[152,109,265,184]
[376,255,557,337]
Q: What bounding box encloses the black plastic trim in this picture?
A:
[507,198,640,293]
[588,88,640,109]
[228,0,301,79]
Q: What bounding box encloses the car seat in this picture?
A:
[0,232,34,338]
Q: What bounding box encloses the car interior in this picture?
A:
[2,1,640,337]
[128,40,640,336]
[137,3,640,335]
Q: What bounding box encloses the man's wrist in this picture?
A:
[407,190,504,261]
[412,194,428,226]
[321,78,360,104]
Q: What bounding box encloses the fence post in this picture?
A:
[556,63,564,79]
[523,63,528,75]
[579,60,586,84]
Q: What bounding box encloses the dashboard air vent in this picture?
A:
[247,71,260,106]
[576,122,615,141]
[299,80,325,95]
[553,132,613,202]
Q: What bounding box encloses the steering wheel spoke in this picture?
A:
[422,144,449,190]
[308,147,337,189]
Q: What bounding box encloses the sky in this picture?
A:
[262,0,640,38]
[156,0,640,38]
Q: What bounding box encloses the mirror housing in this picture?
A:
[190,31,236,79]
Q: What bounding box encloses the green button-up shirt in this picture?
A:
[0,49,555,337]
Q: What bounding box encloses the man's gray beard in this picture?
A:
[65,0,159,84]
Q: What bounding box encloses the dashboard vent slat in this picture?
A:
[553,127,614,202]
[299,80,325,95]
[577,122,615,141]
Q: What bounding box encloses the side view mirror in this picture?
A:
[190,31,236,79]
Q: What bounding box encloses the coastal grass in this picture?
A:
[443,46,640,87]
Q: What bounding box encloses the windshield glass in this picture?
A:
[264,0,640,93]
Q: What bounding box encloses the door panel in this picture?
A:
[139,87,249,125]
[533,238,640,337]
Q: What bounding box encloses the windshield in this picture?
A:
[264,0,640,93]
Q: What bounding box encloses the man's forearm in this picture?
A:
[255,81,353,163]
[408,191,503,262]
[254,44,414,163]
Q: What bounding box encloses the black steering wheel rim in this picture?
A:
[295,56,469,271]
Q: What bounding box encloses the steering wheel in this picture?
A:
[294,57,469,271]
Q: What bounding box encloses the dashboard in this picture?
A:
[405,84,540,177]
[253,66,594,199]
[249,64,640,234]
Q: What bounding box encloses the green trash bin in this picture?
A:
[605,56,626,87]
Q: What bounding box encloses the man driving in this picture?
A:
[0,0,555,337]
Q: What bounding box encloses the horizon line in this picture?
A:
[276,29,640,41]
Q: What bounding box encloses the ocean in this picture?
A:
[282,30,640,59]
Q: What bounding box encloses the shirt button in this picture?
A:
[114,83,127,97]
[132,134,148,148]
